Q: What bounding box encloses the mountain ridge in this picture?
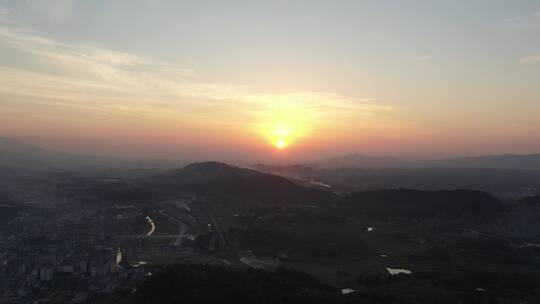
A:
[0,136,181,171]
[310,153,540,170]
[344,189,505,220]
[149,161,338,207]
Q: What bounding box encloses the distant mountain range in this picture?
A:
[253,163,540,201]
[3,138,540,237]
[0,137,180,171]
[0,137,106,170]
[152,162,540,236]
[2,136,540,171]
[161,162,540,236]
[312,154,417,169]
[311,153,540,170]
[434,154,540,170]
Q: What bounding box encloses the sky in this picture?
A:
[0,0,539,162]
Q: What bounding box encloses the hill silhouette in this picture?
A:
[488,194,540,237]
[150,162,337,206]
[344,189,504,220]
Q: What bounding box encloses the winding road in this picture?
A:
[159,210,188,247]
[145,216,156,237]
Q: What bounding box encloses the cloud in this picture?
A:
[0,22,392,136]
[520,54,540,64]
[0,25,193,79]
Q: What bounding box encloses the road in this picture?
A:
[159,210,188,247]
[145,216,156,237]
[118,213,186,241]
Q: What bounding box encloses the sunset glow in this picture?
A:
[2,2,540,302]
[275,139,287,150]
[271,124,292,150]
[0,1,539,162]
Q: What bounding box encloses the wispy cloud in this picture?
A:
[0,19,392,136]
[520,54,540,64]
[0,25,193,83]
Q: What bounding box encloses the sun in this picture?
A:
[270,125,292,150]
[275,138,287,149]
[256,120,308,151]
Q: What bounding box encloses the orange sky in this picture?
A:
[1,2,540,162]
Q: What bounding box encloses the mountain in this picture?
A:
[252,164,318,178]
[488,195,540,238]
[0,136,75,169]
[344,189,504,220]
[251,164,334,190]
[0,136,178,171]
[311,154,417,169]
[310,153,540,170]
[434,154,540,170]
[516,195,540,205]
[150,162,337,207]
[0,136,122,170]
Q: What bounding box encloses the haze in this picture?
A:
[1,1,540,162]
